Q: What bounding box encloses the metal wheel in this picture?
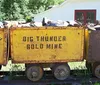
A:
[52,64,70,80]
[93,64,100,78]
[25,65,44,82]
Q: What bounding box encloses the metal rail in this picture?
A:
[0,70,100,85]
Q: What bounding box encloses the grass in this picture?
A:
[1,60,25,71]
[1,60,86,71]
[94,82,100,85]
[68,60,86,70]
[0,60,87,80]
[1,60,100,85]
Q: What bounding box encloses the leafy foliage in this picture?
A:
[0,0,64,20]
[28,0,64,13]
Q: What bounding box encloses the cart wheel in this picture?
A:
[93,64,100,78]
[25,65,44,82]
[52,64,70,80]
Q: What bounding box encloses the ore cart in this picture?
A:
[0,28,8,69]
[87,30,100,78]
[10,27,86,81]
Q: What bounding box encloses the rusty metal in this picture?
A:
[88,30,100,62]
[94,64,100,79]
[25,65,44,82]
[84,29,89,60]
[12,59,85,64]
[4,28,8,65]
[52,64,70,80]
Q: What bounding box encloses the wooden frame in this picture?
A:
[75,10,96,24]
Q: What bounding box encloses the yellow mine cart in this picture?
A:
[0,28,8,69]
[10,26,86,81]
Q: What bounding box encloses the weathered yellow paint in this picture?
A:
[0,29,7,65]
[84,29,89,60]
[10,27,85,63]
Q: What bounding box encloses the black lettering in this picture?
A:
[30,37,33,42]
[23,36,26,42]
[58,36,62,41]
[40,44,43,49]
[26,44,44,49]
[54,44,62,49]
[24,36,66,42]
[54,36,57,41]
[36,36,39,41]
[50,36,53,41]
[59,44,62,49]
[31,44,34,49]
[23,36,34,42]
[35,44,39,49]
[46,44,62,49]
[27,44,30,49]
[46,44,52,49]
[45,36,48,41]
[27,37,30,42]
[54,44,58,49]
[41,36,44,41]
[63,36,66,41]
